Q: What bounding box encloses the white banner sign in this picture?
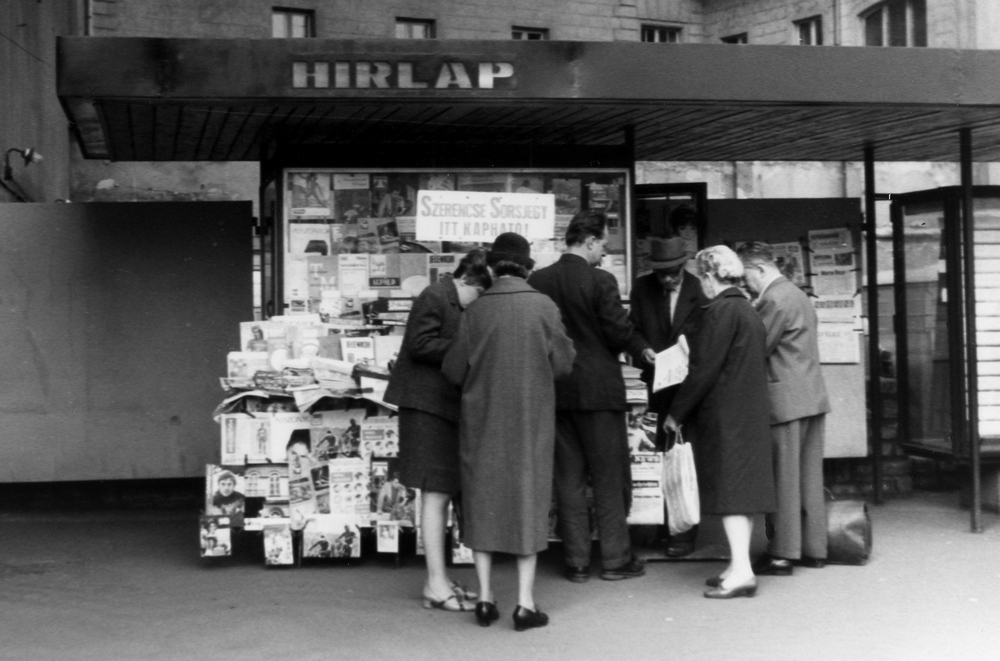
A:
[415,190,555,242]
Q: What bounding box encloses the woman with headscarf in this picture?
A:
[443,233,576,631]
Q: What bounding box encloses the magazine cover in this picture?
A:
[377,520,400,554]
[270,413,314,465]
[627,452,665,526]
[372,173,419,218]
[357,217,400,254]
[341,336,375,367]
[312,463,331,514]
[337,254,370,296]
[288,172,332,218]
[311,410,362,460]
[205,465,246,526]
[219,414,250,465]
[420,173,456,191]
[551,178,582,215]
[288,475,316,530]
[288,223,333,256]
[362,416,399,458]
[627,411,658,454]
[200,515,232,558]
[263,521,295,566]
[334,189,373,223]
[243,464,289,499]
[330,456,371,518]
[240,321,286,352]
[261,498,291,519]
[371,457,414,524]
[239,415,276,465]
[303,515,363,558]
[771,241,807,287]
[428,254,458,284]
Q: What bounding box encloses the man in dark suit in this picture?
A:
[628,236,709,557]
[739,241,831,576]
[529,210,647,583]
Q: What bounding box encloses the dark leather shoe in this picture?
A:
[665,541,696,558]
[564,565,590,583]
[475,601,500,627]
[704,578,758,599]
[513,605,549,631]
[600,555,646,581]
[796,556,827,569]
[752,554,793,576]
[705,575,724,588]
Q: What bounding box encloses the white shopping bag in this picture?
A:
[661,427,700,536]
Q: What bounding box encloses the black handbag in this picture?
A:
[826,496,873,565]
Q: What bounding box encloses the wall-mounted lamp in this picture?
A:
[3,147,43,181]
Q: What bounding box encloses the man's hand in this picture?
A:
[642,348,657,365]
[662,414,679,433]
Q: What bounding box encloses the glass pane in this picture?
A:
[888,1,907,46]
[864,10,883,46]
[898,198,950,452]
[910,0,927,46]
[396,23,409,38]
[291,14,307,38]
[973,197,1000,441]
[272,13,287,38]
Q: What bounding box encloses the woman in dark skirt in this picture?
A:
[664,245,776,599]
[383,250,491,612]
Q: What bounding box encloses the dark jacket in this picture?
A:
[628,269,709,422]
[383,277,462,421]
[529,253,643,411]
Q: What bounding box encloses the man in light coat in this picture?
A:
[739,241,831,576]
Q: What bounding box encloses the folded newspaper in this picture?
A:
[652,335,690,393]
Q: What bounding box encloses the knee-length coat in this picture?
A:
[442,276,576,555]
[667,287,776,515]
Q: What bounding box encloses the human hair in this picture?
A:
[695,245,745,286]
[217,471,236,485]
[669,205,698,235]
[286,429,311,451]
[489,258,532,279]
[735,241,777,268]
[454,248,492,289]
[565,210,607,247]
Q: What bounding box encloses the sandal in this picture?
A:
[423,587,475,612]
[450,580,479,601]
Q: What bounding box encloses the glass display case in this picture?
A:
[891,186,1000,460]
[276,168,630,318]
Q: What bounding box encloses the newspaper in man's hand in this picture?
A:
[652,335,690,393]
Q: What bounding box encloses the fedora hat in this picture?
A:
[647,237,689,270]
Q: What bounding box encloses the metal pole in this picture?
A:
[864,143,884,505]
[960,128,983,533]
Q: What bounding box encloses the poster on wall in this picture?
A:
[288,172,332,218]
[415,190,556,242]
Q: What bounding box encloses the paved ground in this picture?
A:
[1,490,998,661]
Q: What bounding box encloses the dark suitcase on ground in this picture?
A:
[826,498,872,565]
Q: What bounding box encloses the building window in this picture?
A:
[795,16,823,45]
[272,8,315,38]
[396,18,435,39]
[512,26,549,40]
[641,25,681,43]
[269,472,281,497]
[862,0,926,47]
[721,33,748,44]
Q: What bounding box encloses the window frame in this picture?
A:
[794,15,823,45]
[861,0,926,47]
[721,32,748,44]
[271,7,316,39]
[395,17,436,39]
[641,24,681,43]
[511,26,550,41]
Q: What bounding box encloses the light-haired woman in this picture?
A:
[663,245,776,599]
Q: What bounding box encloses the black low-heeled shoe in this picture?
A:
[475,601,500,627]
[512,605,549,631]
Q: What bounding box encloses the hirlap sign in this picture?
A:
[292,60,515,89]
[416,190,555,242]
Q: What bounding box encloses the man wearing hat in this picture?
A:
[629,236,710,558]
[529,210,648,583]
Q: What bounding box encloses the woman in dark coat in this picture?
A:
[442,233,576,631]
[664,245,776,599]
[383,250,491,612]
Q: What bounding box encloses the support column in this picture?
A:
[960,128,983,533]
[864,144,884,505]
